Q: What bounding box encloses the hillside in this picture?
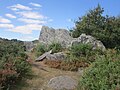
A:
[0,4,120,90]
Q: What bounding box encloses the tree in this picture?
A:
[72,4,120,49]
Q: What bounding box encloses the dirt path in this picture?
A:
[21,61,81,90]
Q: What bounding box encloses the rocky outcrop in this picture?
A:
[39,26,106,51]
[39,26,73,47]
[71,34,106,51]
[48,76,78,90]
[37,26,106,62]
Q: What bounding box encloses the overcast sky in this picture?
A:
[0,0,120,41]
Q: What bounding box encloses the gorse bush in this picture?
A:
[48,42,62,53]
[0,38,31,90]
[70,43,93,57]
[34,44,47,57]
[78,49,120,90]
[67,43,103,62]
[34,42,62,57]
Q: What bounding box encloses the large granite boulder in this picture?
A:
[48,76,78,90]
[39,26,73,47]
[71,34,106,51]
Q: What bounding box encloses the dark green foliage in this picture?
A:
[34,42,62,57]
[70,43,92,57]
[0,38,31,90]
[48,42,62,53]
[78,49,120,90]
[35,44,47,57]
[72,4,120,49]
[67,43,103,63]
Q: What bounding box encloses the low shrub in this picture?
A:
[34,44,47,57]
[60,60,89,71]
[43,60,61,68]
[78,49,120,90]
[68,43,105,62]
[48,42,62,53]
[70,43,93,57]
[44,43,103,71]
[0,56,31,90]
[0,39,32,90]
[44,60,89,71]
[34,42,63,57]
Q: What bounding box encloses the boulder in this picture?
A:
[71,34,106,51]
[39,26,73,47]
[48,76,78,90]
[46,52,65,61]
[35,50,52,61]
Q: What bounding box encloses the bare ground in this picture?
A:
[20,61,81,90]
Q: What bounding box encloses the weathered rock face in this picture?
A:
[48,76,78,90]
[39,26,73,47]
[71,34,106,51]
[39,26,106,51]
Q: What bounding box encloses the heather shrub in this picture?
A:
[34,42,63,60]
[34,44,47,57]
[67,43,104,63]
[0,39,32,90]
[78,49,120,90]
[48,42,62,53]
[44,59,89,71]
[70,43,93,57]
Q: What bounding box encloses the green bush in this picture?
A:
[48,42,62,53]
[70,43,93,57]
[14,57,31,78]
[35,44,47,57]
[78,50,120,90]
[34,42,62,57]
[0,38,32,90]
[67,43,104,63]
